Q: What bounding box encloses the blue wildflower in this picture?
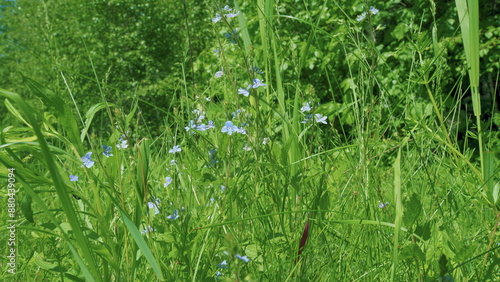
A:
[223,5,232,11]
[197,124,208,131]
[102,145,113,157]
[193,109,205,122]
[147,201,160,215]
[81,152,95,168]
[116,135,129,149]
[117,139,128,149]
[237,127,247,134]
[185,120,197,131]
[217,260,228,269]
[252,78,266,88]
[231,109,243,118]
[378,202,389,208]
[314,114,328,124]
[221,121,238,135]
[301,114,313,124]
[215,70,224,78]
[221,185,226,192]
[212,13,222,23]
[224,29,239,44]
[238,87,250,97]
[300,102,312,113]
[235,254,250,263]
[167,209,179,220]
[164,177,172,188]
[370,6,379,15]
[207,120,215,129]
[252,66,264,74]
[69,175,79,182]
[141,226,156,234]
[226,11,239,18]
[356,12,367,22]
[169,145,182,154]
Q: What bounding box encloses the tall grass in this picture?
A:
[1,1,498,281]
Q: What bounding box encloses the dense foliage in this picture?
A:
[0,0,498,281]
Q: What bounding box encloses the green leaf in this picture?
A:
[21,194,34,223]
[403,193,421,227]
[22,76,85,154]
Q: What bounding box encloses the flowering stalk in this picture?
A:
[295,217,310,264]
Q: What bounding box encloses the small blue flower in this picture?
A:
[221,185,226,192]
[81,152,95,168]
[224,29,239,44]
[370,6,379,15]
[231,109,243,118]
[217,260,228,269]
[117,135,129,149]
[221,121,238,135]
[116,139,128,149]
[238,88,250,97]
[148,201,160,214]
[207,120,215,129]
[167,209,179,220]
[164,177,172,187]
[102,145,113,157]
[170,159,177,166]
[141,225,156,234]
[226,11,239,18]
[212,13,222,23]
[193,109,205,122]
[235,254,250,263]
[69,175,79,182]
[300,102,312,113]
[213,49,219,55]
[252,78,266,88]
[169,145,182,154]
[252,66,264,74]
[197,124,208,131]
[314,114,328,124]
[237,127,246,134]
[185,120,197,132]
[301,114,313,124]
[223,5,232,11]
[356,12,367,22]
[378,202,389,208]
[215,70,224,78]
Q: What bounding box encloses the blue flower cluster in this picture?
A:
[221,121,246,135]
[212,5,239,23]
[214,251,250,279]
[300,102,328,124]
[356,6,379,22]
[238,78,266,97]
[185,109,215,133]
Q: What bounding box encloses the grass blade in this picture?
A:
[0,89,102,281]
[391,147,403,280]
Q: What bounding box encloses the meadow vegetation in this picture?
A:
[0,0,498,281]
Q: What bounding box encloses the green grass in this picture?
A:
[1,1,499,281]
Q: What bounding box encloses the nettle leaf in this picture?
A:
[403,193,422,227]
[400,244,425,261]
